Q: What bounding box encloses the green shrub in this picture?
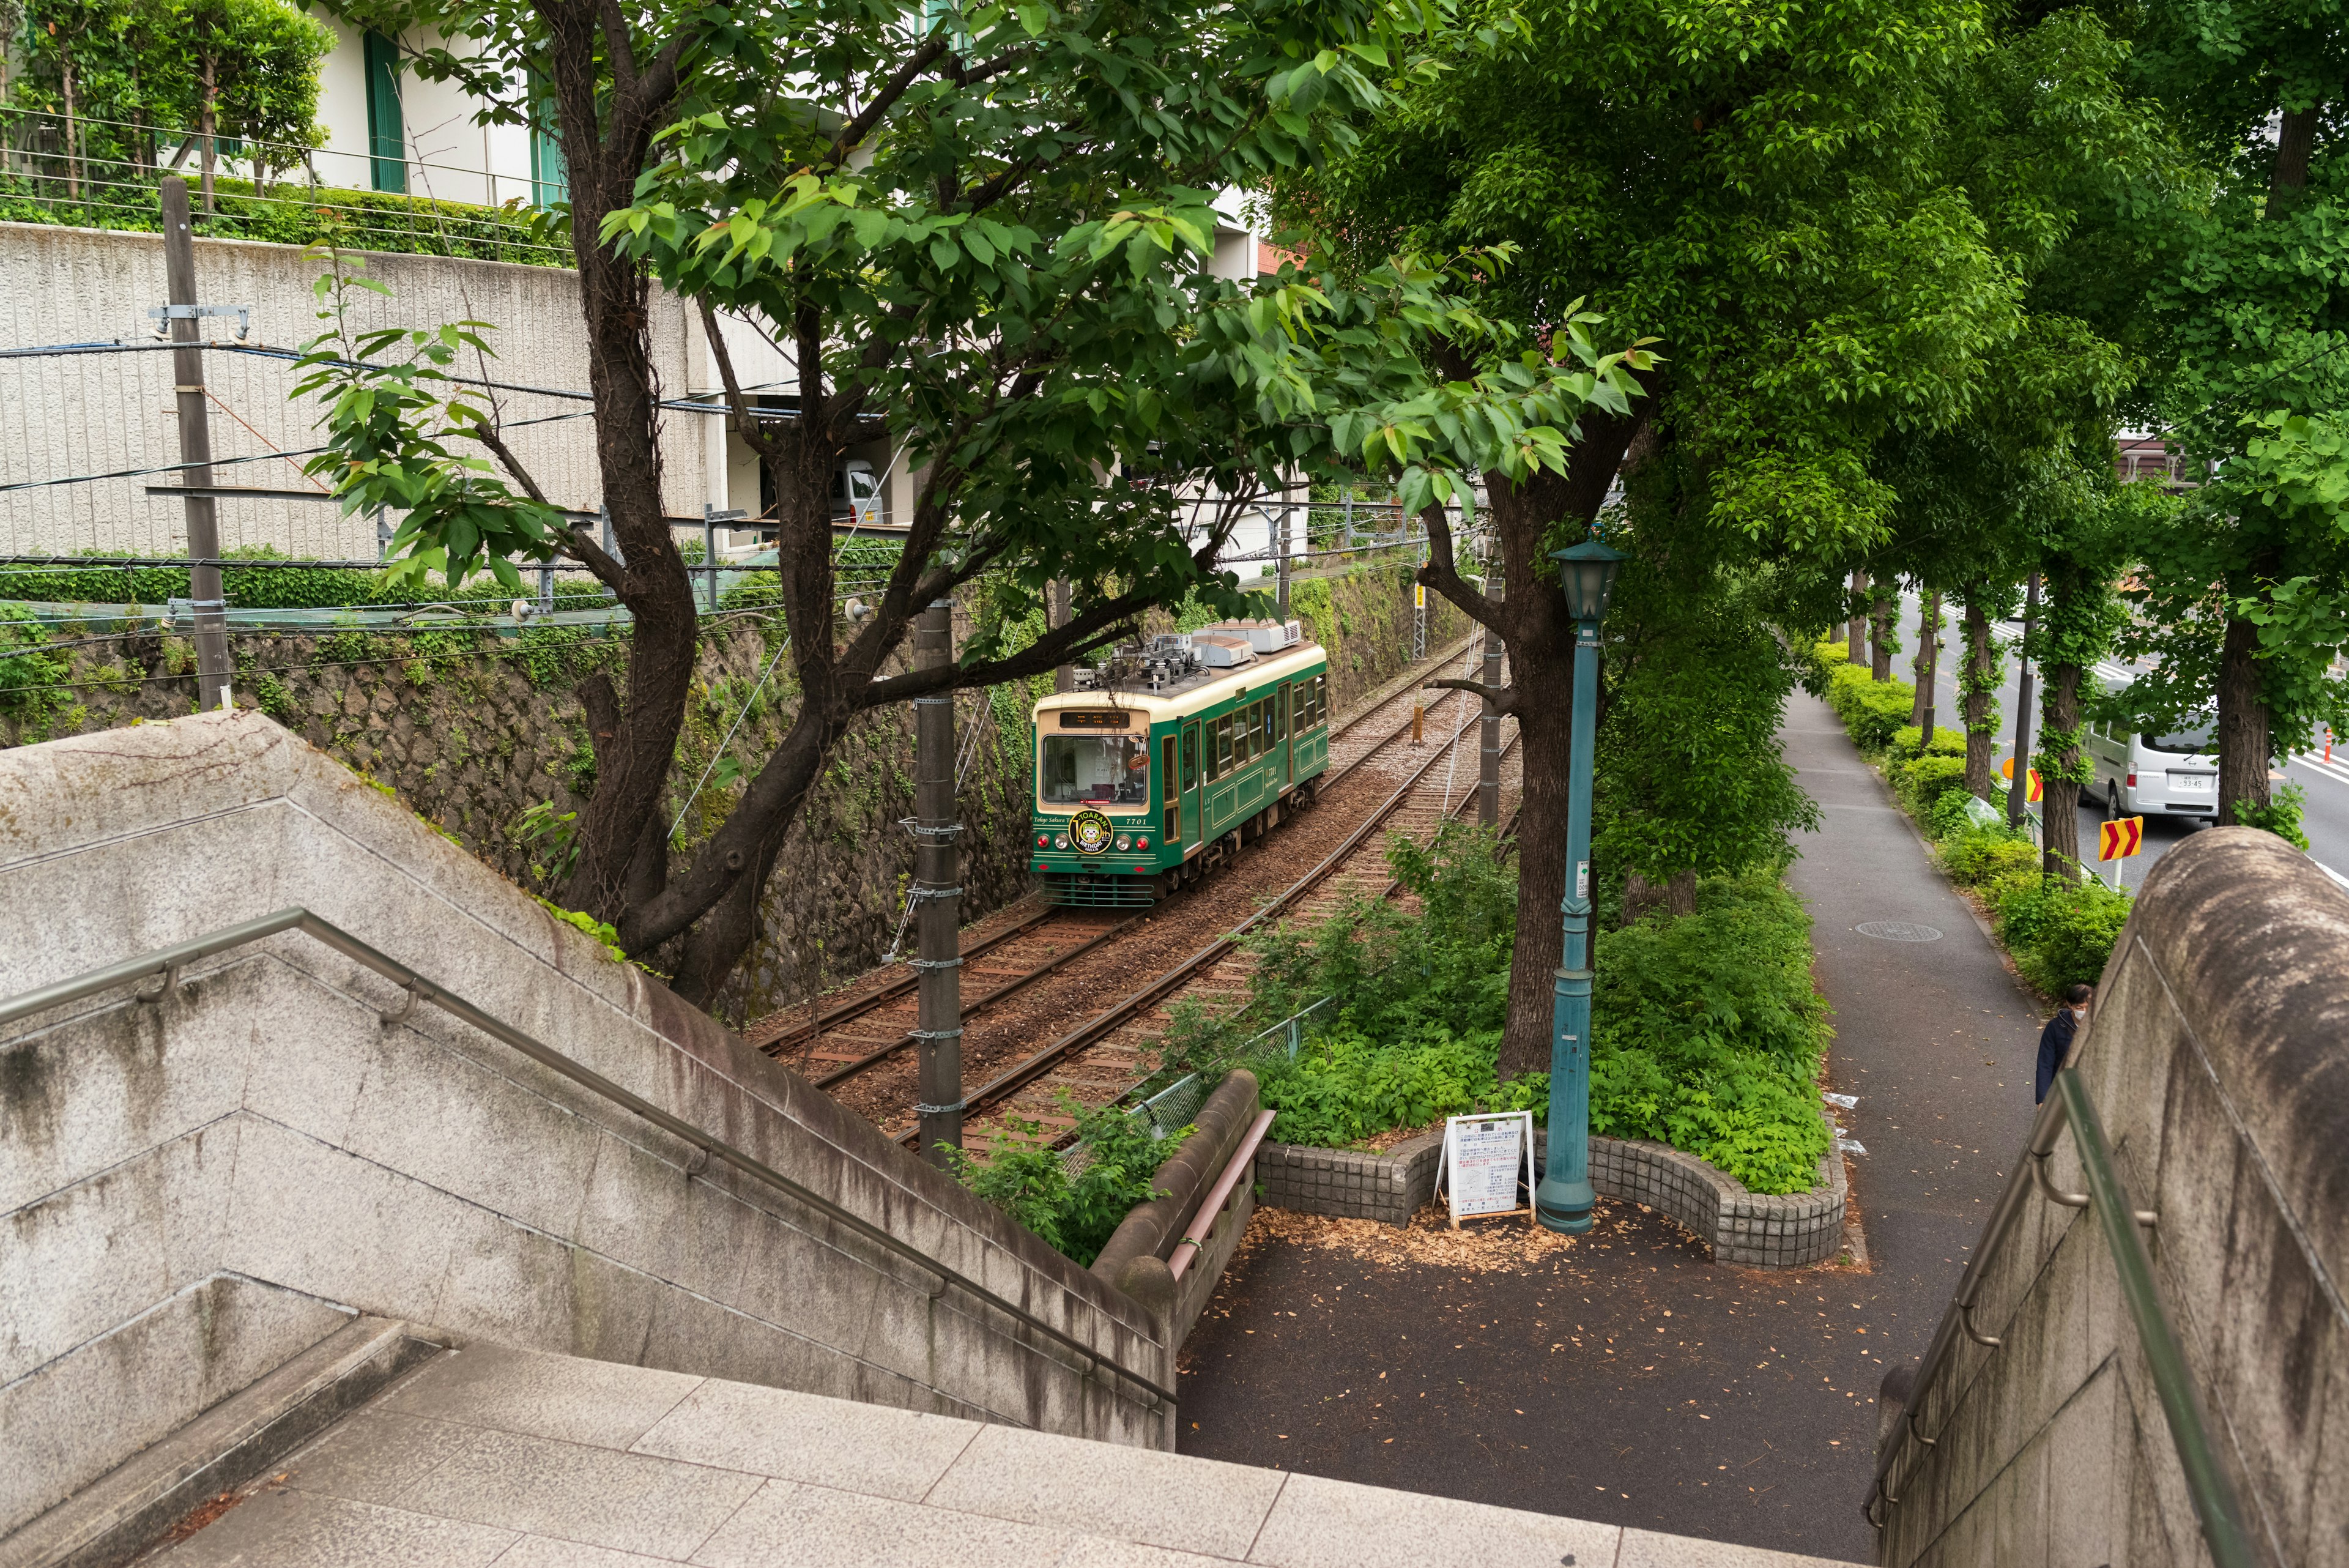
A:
[2234,781,2311,852]
[1889,724,1968,762]
[1939,825,2041,888]
[1580,874,1833,1194]
[1995,875,2131,994]
[1894,754,1972,815]
[0,549,611,612]
[1825,666,1917,752]
[1246,866,1831,1196]
[945,1097,1189,1266]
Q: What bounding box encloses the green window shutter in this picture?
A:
[530,115,566,210]
[363,32,406,194]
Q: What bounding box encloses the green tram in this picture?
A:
[1029,623,1333,907]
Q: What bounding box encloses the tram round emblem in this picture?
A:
[1069,809,1115,855]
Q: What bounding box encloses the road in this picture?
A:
[1863,596,2349,891]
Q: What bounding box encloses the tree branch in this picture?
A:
[697,300,782,463]
[1417,500,1503,631]
[827,38,950,170]
[1424,676,1519,715]
[595,0,641,98]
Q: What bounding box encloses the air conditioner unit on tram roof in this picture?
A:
[1192,634,1256,668]
[1242,619,1302,653]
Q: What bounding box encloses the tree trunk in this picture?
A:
[1909,591,1935,726]
[199,56,217,215]
[1917,590,1941,746]
[1870,590,1893,680]
[1962,595,1995,799]
[2216,611,2273,823]
[1485,403,1650,1084]
[1847,571,1866,664]
[2040,661,2083,878]
[2268,105,2320,218]
[61,58,78,201]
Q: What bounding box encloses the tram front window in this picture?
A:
[1041,734,1151,804]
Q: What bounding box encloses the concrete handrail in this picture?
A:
[1866,1063,2257,1567]
[0,906,1178,1411]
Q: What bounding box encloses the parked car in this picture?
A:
[2084,719,2219,819]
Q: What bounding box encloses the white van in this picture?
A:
[2084,719,2219,819]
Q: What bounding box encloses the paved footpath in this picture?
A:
[1176,691,2048,1563]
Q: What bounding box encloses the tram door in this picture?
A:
[1161,735,1179,847]
[1180,722,1200,845]
[1278,686,1293,787]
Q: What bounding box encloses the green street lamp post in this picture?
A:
[1536,537,1626,1235]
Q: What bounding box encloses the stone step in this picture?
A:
[141,1340,1868,1568]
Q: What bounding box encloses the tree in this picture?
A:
[2124,0,2349,825]
[1282,0,2065,1079]
[302,0,1644,1005]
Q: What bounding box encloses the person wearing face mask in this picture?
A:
[2035,983,2093,1104]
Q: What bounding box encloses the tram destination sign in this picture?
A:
[1059,710,1133,729]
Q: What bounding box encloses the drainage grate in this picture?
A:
[1855,920,1943,942]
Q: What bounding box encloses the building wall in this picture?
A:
[0,221,703,558]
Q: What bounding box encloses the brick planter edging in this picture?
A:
[1256,1124,1847,1269]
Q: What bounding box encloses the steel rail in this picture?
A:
[900,691,1488,1145]
[1866,1063,2257,1568]
[0,908,1176,1410]
[751,637,1477,1058]
[751,902,1059,1053]
[807,911,1146,1089]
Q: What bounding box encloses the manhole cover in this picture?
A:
[1855,920,1943,942]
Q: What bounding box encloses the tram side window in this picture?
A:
[1181,724,1198,789]
[1215,716,1233,773]
[1314,674,1327,724]
[1292,682,1305,736]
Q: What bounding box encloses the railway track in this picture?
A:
[897,682,1523,1148]
[746,636,1485,1089]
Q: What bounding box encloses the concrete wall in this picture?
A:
[1874,828,2349,1568]
[0,711,1174,1538]
[0,221,703,557]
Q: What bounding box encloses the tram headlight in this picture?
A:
[1054,835,1069,850]
[1115,834,1132,852]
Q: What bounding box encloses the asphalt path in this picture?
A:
[1863,595,2349,892]
[1176,695,2046,1565]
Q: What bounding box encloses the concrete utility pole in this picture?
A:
[1051,579,1074,694]
[1479,584,1505,827]
[160,177,232,711]
[911,600,965,1165]
[1275,499,1291,619]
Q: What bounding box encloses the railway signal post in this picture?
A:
[913,600,965,1164]
[1537,538,1625,1236]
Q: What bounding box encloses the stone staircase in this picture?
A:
[105,1334,1861,1568]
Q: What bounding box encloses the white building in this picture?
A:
[0,28,1285,568]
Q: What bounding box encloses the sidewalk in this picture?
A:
[1174,692,2048,1563]
[1778,690,2048,1342]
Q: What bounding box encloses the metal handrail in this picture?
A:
[1866,1063,2256,1567]
[0,907,1176,1410]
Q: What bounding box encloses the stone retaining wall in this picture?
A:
[1257,1125,1847,1268]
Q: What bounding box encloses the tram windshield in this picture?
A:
[1040,734,1151,805]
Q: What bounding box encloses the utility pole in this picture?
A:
[1275,499,1291,619]
[160,177,232,711]
[2008,571,2040,830]
[1479,584,1505,826]
[1051,579,1073,694]
[911,600,964,1165]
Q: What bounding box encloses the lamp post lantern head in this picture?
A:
[1551,537,1627,623]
